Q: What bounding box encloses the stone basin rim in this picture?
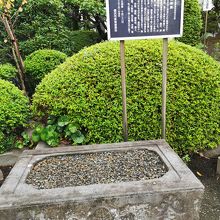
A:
[0,140,205,220]
[0,140,204,206]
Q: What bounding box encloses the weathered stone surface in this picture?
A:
[0,140,204,220]
[35,141,50,150]
[217,156,220,175]
[0,149,22,167]
[203,145,220,158]
[0,169,3,181]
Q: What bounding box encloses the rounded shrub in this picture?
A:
[24,49,67,94]
[32,40,220,157]
[0,63,17,81]
[0,79,30,133]
[178,0,203,46]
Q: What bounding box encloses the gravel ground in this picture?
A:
[26,149,167,189]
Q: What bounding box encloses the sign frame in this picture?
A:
[106,0,185,41]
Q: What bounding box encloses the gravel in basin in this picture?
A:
[26,149,167,189]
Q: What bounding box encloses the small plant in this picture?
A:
[31,116,85,147]
[15,131,32,150]
[182,154,191,163]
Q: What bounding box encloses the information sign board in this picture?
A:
[202,0,214,11]
[106,0,184,40]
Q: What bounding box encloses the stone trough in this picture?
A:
[0,140,204,220]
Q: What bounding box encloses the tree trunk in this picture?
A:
[12,48,26,92]
[1,15,27,95]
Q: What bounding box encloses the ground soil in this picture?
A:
[0,166,12,187]
[188,154,220,220]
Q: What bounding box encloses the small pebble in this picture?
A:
[26,149,168,189]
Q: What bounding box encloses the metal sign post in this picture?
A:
[203,0,214,45]
[204,11,208,45]
[162,38,168,140]
[120,40,128,142]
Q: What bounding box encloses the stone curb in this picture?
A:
[217,156,220,175]
[35,142,50,150]
[0,169,3,181]
[0,150,23,167]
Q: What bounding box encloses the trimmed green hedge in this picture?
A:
[178,0,203,46]
[24,49,67,94]
[32,40,220,156]
[0,63,17,81]
[0,79,29,133]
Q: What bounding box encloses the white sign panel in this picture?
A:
[203,0,214,11]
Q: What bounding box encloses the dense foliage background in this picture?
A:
[32,40,220,157]
[0,0,219,156]
[24,49,67,95]
[0,79,29,152]
[0,0,202,64]
[178,0,203,46]
[0,0,104,64]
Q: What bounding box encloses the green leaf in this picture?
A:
[71,131,85,144]
[47,115,57,125]
[47,138,59,147]
[21,131,30,146]
[67,124,77,133]
[65,130,72,138]
[46,125,57,131]
[32,131,41,143]
[40,128,48,142]
[35,124,44,134]
[58,116,69,127]
[21,131,29,140]
[57,126,64,133]
[15,141,24,149]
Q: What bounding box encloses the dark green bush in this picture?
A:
[0,131,17,154]
[0,79,29,134]
[178,0,203,46]
[16,0,65,41]
[66,30,102,54]
[24,49,67,94]
[32,40,220,157]
[20,30,101,57]
[0,64,17,81]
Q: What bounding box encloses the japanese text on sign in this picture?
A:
[106,0,184,40]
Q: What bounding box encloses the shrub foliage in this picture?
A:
[24,49,67,94]
[0,79,29,153]
[0,63,17,81]
[20,30,101,57]
[178,0,203,46]
[32,40,220,156]
[0,131,16,154]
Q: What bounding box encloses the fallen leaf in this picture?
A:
[196,171,203,177]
